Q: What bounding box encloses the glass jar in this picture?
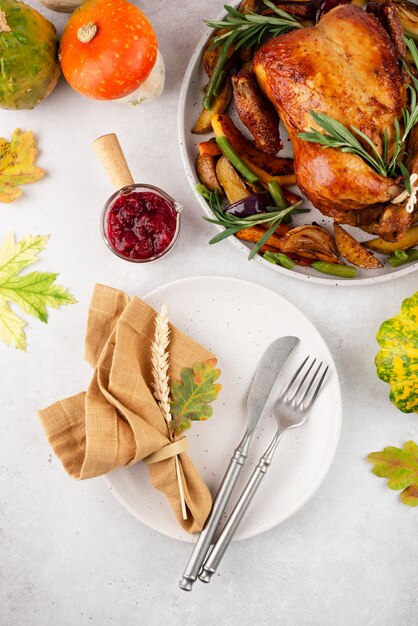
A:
[101,183,182,263]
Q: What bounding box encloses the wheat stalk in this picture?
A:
[151,302,187,520]
[150,302,172,423]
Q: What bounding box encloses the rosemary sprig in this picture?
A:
[203,0,302,110]
[206,1,303,47]
[298,111,389,177]
[200,187,307,259]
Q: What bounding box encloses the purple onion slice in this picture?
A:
[225,192,271,218]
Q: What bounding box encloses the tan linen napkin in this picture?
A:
[38,284,213,533]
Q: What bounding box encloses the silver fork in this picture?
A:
[198,356,329,584]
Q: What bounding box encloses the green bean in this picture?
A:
[202,38,232,110]
[196,183,211,201]
[388,248,418,267]
[267,180,287,210]
[215,136,259,183]
[213,70,227,97]
[311,261,357,278]
[263,251,295,269]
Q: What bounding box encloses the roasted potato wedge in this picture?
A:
[216,156,251,204]
[334,223,383,268]
[211,114,294,175]
[196,154,223,194]
[364,225,418,253]
[203,38,219,78]
[192,81,233,135]
[232,70,282,155]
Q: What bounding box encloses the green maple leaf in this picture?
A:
[0,300,26,351]
[0,233,77,350]
[367,440,418,506]
[170,358,222,436]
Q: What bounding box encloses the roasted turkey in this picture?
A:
[252,4,410,230]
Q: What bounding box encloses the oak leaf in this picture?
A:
[0,129,44,202]
[170,358,222,436]
[0,233,77,350]
[367,440,418,506]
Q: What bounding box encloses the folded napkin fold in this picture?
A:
[38,284,213,533]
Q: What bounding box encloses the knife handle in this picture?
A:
[199,429,285,583]
[199,462,267,584]
[178,435,252,591]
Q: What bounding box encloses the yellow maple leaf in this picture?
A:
[0,129,45,203]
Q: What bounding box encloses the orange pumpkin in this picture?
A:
[59,0,158,100]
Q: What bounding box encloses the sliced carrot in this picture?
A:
[243,160,297,187]
[198,140,222,157]
[283,189,300,205]
[236,226,283,249]
[258,222,291,237]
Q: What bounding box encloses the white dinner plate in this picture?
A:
[105,276,341,542]
[177,6,418,286]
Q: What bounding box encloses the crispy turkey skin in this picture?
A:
[253,5,407,215]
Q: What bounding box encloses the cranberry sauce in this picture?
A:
[106,190,178,260]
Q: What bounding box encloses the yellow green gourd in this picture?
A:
[375,291,418,413]
[0,0,60,109]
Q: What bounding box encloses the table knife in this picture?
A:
[178,335,299,591]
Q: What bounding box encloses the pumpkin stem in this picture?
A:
[0,10,11,33]
[77,22,97,44]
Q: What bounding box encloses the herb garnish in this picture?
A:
[203,1,302,110]
[198,186,306,259]
[297,36,418,195]
[298,111,390,178]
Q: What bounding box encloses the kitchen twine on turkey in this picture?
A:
[392,172,418,213]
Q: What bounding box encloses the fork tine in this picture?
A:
[295,360,323,406]
[279,355,309,399]
[303,364,329,411]
[287,358,316,403]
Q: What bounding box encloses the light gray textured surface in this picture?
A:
[0,1,417,625]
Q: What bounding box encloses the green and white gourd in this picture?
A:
[376,291,418,414]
